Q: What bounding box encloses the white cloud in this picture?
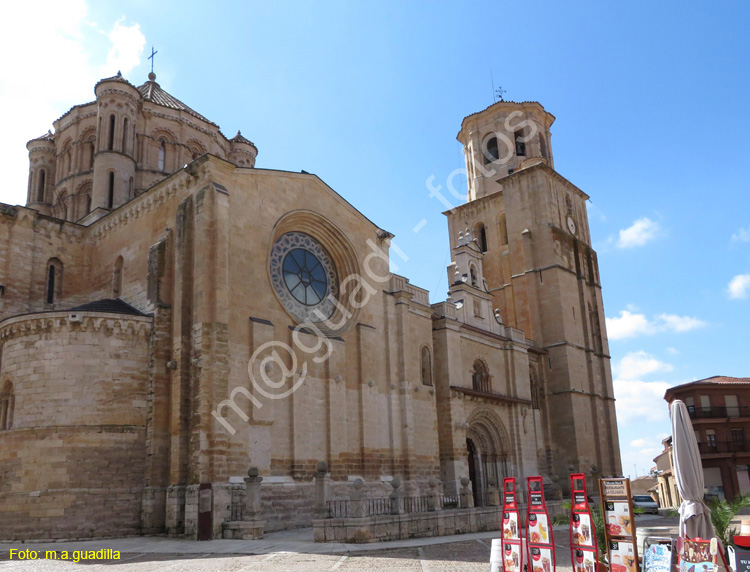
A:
[666,347,680,355]
[614,379,672,424]
[606,310,653,339]
[732,227,750,243]
[614,351,673,380]
[105,19,146,74]
[606,310,706,340]
[630,438,647,448]
[617,217,661,248]
[728,274,750,300]
[0,1,145,207]
[657,314,706,332]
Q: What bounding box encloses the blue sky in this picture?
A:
[1,1,748,479]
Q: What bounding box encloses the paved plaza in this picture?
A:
[0,517,673,571]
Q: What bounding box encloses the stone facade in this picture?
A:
[0,73,621,541]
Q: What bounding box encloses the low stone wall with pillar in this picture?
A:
[314,506,502,543]
[222,467,265,540]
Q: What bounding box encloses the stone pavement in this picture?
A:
[0,516,671,571]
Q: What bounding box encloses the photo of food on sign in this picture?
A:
[610,540,638,572]
[528,513,550,543]
[530,546,553,572]
[677,539,716,572]
[504,542,522,572]
[574,548,596,572]
[604,502,632,536]
[503,511,519,539]
[572,513,593,547]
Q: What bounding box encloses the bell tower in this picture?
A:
[446,99,622,487]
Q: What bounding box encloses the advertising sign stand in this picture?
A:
[526,476,556,572]
[599,478,639,572]
[569,473,599,572]
[502,477,524,572]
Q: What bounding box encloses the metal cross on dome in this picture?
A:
[148,46,158,74]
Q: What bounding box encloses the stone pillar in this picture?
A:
[222,467,265,540]
[427,477,441,512]
[460,476,474,509]
[313,461,330,519]
[244,467,263,519]
[488,485,501,507]
[350,478,366,518]
[390,476,404,515]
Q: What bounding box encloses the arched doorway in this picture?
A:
[465,409,512,506]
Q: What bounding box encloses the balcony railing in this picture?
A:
[698,440,750,455]
[689,406,750,420]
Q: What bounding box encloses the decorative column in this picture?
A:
[427,477,441,511]
[244,467,263,519]
[389,476,404,515]
[350,478,366,518]
[222,466,265,540]
[313,461,330,519]
[460,476,474,509]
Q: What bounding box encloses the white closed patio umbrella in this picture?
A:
[671,399,715,539]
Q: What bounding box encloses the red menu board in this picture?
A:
[502,477,524,572]
[569,473,598,572]
[526,476,556,572]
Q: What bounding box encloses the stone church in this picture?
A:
[0,71,621,540]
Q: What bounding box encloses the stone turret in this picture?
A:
[26,132,56,216]
[91,72,140,211]
[229,131,258,168]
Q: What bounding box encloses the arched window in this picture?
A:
[88,140,95,169]
[128,177,134,199]
[122,117,129,153]
[158,139,166,171]
[108,114,116,151]
[472,360,490,393]
[113,256,124,298]
[37,169,46,202]
[470,265,478,287]
[539,133,548,160]
[46,258,63,304]
[86,194,92,215]
[475,223,488,252]
[108,171,115,208]
[421,346,433,386]
[514,130,526,156]
[484,136,499,164]
[0,380,13,431]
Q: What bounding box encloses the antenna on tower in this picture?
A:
[490,70,496,103]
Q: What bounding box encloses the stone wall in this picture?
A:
[0,311,152,540]
[314,506,502,543]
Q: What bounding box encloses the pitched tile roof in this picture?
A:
[230,130,257,148]
[70,298,147,317]
[137,77,217,127]
[27,130,55,144]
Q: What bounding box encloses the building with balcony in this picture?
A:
[664,376,750,501]
[653,436,681,509]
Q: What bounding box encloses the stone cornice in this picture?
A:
[89,165,207,241]
[0,311,152,341]
[56,109,98,133]
[450,385,533,406]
